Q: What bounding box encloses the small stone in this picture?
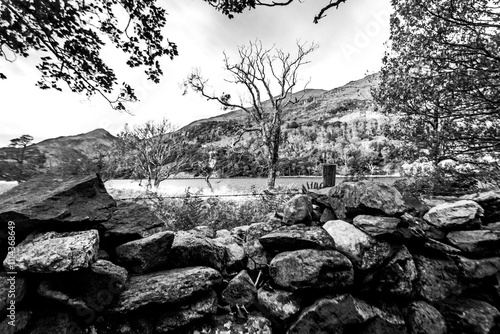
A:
[221,270,257,307]
[244,240,268,271]
[283,194,313,225]
[257,288,301,322]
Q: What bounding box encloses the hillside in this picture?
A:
[0,129,118,180]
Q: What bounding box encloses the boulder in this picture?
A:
[423,200,483,231]
[461,191,500,224]
[221,270,257,307]
[363,245,416,297]
[447,230,500,256]
[352,215,402,237]
[414,255,463,303]
[108,266,221,313]
[0,274,27,318]
[287,294,377,334]
[191,314,272,334]
[167,231,226,272]
[213,236,246,274]
[0,173,115,237]
[256,288,301,323]
[258,225,335,253]
[246,221,281,242]
[323,220,392,271]
[283,194,313,225]
[328,181,406,219]
[441,298,500,334]
[244,240,268,271]
[405,301,446,334]
[98,201,166,248]
[269,249,353,291]
[453,256,500,280]
[37,259,128,314]
[0,310,32,334]
[115,231,175,274]
[3,230,99,273]
[156,290,218,333]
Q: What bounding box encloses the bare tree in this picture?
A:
[184,40,318,188]
[116,119,186,189]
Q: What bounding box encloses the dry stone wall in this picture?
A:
[1,174,500,333]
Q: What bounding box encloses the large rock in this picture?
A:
[257,288,301,323]
[0,274,27,319]
[357,314,408,334]
[287,294,377,334]
[441,298,500,334]
[191,314,272,334]
[3,230,99,273]
[246,221,282,242]
[98,201,167,248]
[323,220,392,271]
[269,249,353,291]
[109,266,222,313]
[221,270,257,307]
[352,215,402,237]
[423,200,483,231]
[38,259,128,314]
[454,256,500,280]
[0,173,115,237]
[115,231,175,274]
[283,194,313,225]
[167,232,226,271]
[258,225,335,253]
[363,245,416,297]
[447,230,500,256]
[156,290,218,333]
[0,310,32,334]
[405,301,447,334]
[213,236,246,274]
[244,240,268,271]
[414,255,463,303]
[462,191,500,224]
[328,181,406,219]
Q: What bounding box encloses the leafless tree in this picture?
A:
[184,40,318,188]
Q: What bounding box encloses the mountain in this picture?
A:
[0,129,118,181]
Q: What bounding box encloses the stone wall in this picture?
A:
[1,175,500,333]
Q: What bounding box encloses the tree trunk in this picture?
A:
[265,128,281,189]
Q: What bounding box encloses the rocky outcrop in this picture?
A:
[3,177,500,334]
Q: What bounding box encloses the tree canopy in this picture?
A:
[375,0,500,167]
[1,0,347,111]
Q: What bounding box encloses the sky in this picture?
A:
[0,0,391,147]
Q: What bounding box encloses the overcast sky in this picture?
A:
[0,0,391,147]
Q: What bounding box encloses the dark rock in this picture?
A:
[401,213,445,240]
[328,181,406,219]
[323,220,392,271]
[307,187,331,208]
[256,288,301,323]
[98,201,166,248]
[93,314,154,334]
[3,230,99,273]
[414,255,463,303]
[423,200,483,231]
[405,301,446,334]
[0,310,32,334]
[453,256,500,280]
[447,230,500,256]
[356,314,408,334]
[422,238,462,256]
[0,273,27,319]
[0,173,115,238]
[461,191,500,224]
[26,310,85,334]
[269,249,353,291]
[38,259,128,314]
[221,270,257,307]
[287,294,377,334]
[442,298,500,334]
[364,245,417,298]
[167,231,226,272]
[115,231,174,274]
[191,313,272,334]
[353,215,402,237]
[108,266,221,313]
[231,225,250,244]
[244,240,268,271]
[283,194,313,225]
[258,225,335,253]
[320,207,336,223]
[156,290,218,333]
[213,236,246,275]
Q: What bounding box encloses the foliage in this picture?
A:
[0,0,176,110]
[108,119,187,188]
[8,134,33,164]
[184,40,318,188]
[375,0,500,166]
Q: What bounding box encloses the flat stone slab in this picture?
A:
[447,230,500,256]
[3,230,99,273]
[108,266,222,313]
[423,200,483,231]
[259,225,335,253]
